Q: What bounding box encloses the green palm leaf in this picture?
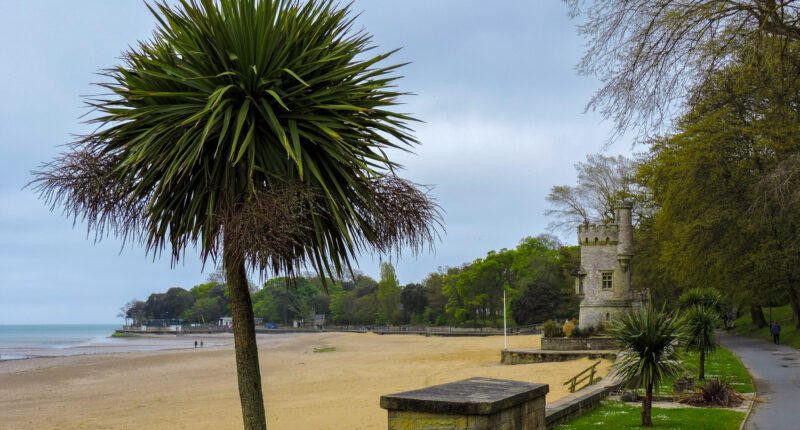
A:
[31,1,441,429]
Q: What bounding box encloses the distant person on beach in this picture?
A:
[200,340,204,348]
[195,340,198,348]
[770,321,781,345]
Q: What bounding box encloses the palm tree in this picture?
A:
[32,1,439,429]
[679,288,722,313]
[610,307,684,427]
[682,305,719,381]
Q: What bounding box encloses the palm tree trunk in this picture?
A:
[225,232,267,430]
[699,350,705,381]
[642,381,653,427]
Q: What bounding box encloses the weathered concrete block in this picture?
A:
[381,377,548,430]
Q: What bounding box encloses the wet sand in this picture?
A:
[0,333,611,430]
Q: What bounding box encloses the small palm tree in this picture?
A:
[32,1,439,429]
[682,305,719,381]
[610,307,684,427]
[679,288,722,313]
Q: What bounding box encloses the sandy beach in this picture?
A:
[0,333,611,430]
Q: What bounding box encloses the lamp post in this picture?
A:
[503,290,507,350]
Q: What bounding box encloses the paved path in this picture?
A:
[719,331,800,430]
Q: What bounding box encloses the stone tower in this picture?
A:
[574,202,641,329]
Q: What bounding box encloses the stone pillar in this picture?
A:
[381,377,548,430]
[614,202,633,301]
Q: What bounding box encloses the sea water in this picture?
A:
[0,324,118,359]
[0,324,204,360]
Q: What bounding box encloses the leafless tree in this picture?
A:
[546,154,640,232]
[565,0,800,139]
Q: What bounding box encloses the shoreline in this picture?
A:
[0,332,611,430]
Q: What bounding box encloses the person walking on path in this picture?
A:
[770,321,781,345]
[720,331,800,429]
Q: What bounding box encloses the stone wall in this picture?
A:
[544,377,623,428]
[540,337,617,351]
[501,349,616,364]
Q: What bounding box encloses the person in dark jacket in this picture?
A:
[770,321,781,345]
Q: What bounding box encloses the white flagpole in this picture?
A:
[503,290,507,350]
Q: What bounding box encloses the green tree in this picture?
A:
[330,291,357,324]
[422,271,449,324]
[635,39,800,328]
[510,280,562,325]
[682,306,719,381]
[610,307,684,427]
[145,287,196,319]
[32,1,439,428]
[190,282,221,300]
[400,283,427,322]
[354,293,380,324]
[679,288,722,314]
[120,300,147,325]
[186,297,225,324]
[377,262,401,325]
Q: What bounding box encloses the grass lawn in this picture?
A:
[555,400,745,430]
[647,347,755,394]
[731,305,800,349]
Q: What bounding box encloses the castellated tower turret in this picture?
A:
[574,202,637,329]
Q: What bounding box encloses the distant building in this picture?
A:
[574,202,648,329]
[219,317,264,327]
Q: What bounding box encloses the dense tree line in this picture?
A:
[123,237,580,328]
[633,38,800,328]
[559,1,800,330]
[121,280,231,325]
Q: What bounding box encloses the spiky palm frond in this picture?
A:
[682,305,719,354]
[679,288,722,312]
[32,0,440,280]
[610,307,685,391]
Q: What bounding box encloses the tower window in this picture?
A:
[578,277,584,294]
[601,272,613,290]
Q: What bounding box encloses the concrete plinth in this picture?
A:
[381,377,549,430]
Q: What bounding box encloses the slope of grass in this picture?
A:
[647,347,754,394]
[731,305,800,349]
[556,400,744,430]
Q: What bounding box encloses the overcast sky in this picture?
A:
[0,1,634,324]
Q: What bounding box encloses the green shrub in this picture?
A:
[679,378,745,407]
[570,326,596,338]
[542,320,565,338]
